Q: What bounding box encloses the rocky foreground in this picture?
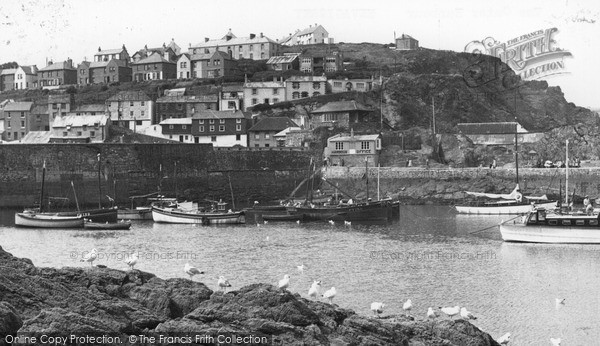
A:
[0,246,500,346]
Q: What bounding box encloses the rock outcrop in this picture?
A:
[0,246,499,345]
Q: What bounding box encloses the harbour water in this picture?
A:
[1,205,599,345]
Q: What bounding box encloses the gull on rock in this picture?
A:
[184,263,204,280]
[550,338,561,346]
[460,307,477,320]
[555,298,565,306]
[344,221,351,226]
[371,302,384,317]
[440,306,460,319]
[328,220,335,225]
[218,276,232,292]
[80,248,98,267]
[308,280,321,299]
[497,332,511,345]
[278,274,291,290]
[427,307,438,319]
[125,252,138,270]
[403,299,413,313]
[322,287,337,304]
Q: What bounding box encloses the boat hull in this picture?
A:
[262,213,304,222]
[455,201,557,215]
[151,206,245,224]
[117,207,153,220]
[500,222,600,243]
[288,200,394,221]
[84,221,132,230]
[15,213,84,228]
[55,207,118,223]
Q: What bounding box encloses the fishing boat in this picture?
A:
[15,211,84,228]
[262,213,304,222]
[84,220,132,230]
[287,198,395,221]
[499,139,599,243]
[152,200,245,224]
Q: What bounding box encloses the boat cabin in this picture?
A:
[527,209,600,227]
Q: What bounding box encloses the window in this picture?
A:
[141,111,145,116]
[292,92,299,99]
[261,52,265,59]
[219,125,225,132]
[209,119,214,124]
[255,144,260,147]
[199,126,204,132]
[335,142,344,150]
[252,88,258,95]
[236,134,241,141]
[136,120,142,125]
[169,125,174,129]
[249,45,253,51]
[77,131,82,136]
[213,60,220,65]
[130,111,134,116]
[236,124,242,131]
[301,92,309,98]
[20,121,25,128]
[324,114,339,122]
[313,82,320,89]
[333,81,342,88]
[250,53,253,59]
[357,82,365,89]
[209,125,215,132]
[228,101,236,109]
[130,102,134,106]
[265,143,270,147]
[261,43,265,50]
[302,58,312,63]
[141,101,145,106]
[211,136,217,142]
[265,133,270,139]
[252,98,258,105]
[292,82,300,89]
[180,62,187,68]
[273,88,278,95]
[219,119,225,124]
[273,98,279,103]
[63,131,67,137]
[254,134,260,139]
[361,141,370,150]
[199,119,204,124]
[90,131,95,137]
[182,125,187,129]
[236,118,242,123]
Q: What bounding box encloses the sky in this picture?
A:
[1,0,599,108]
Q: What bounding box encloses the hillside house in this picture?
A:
[68,104,106,117]
[286,75,327,101]
[266,54,300,71]
[0,68,17,91]
[156,95,219,122]
[30,105,49,132]
[310,100,373,130]
[50,114,110,143]
[273,126,302,147]
[189,30,281,61]
[280,24,331,45]
[328,78,374,93]
[106,90,154,131]
[159,118,193,143]
[299,51,343,73]
[14,66,38,89]
[1,102,34,141]
[94,45,130,63]
[243,80,286,111]
[131,52,177,81]
[324,131,382,167]
[88,59,132,84]
[190,51,239,79]
[132,44,177,63]
[48,94,75,122]
[37,60,77,88]
[77,61,91,85]
[396,34,419,50]
[191,110,249,146]
[177,54,192,79]
[247,116,298,147]
[220,84,244,111]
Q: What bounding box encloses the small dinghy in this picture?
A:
[84,220,132,230]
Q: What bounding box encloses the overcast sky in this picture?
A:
[1,0,598,107]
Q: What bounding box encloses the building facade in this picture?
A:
[77,61,91,85]
[286,75,327,101]
[280,24,330,46]
[310,101,373,129]
[48,94,75,122]
[177,54,192,79]
[155,95,219,122]
[396,34,419,50]
[89,59,132,84]
[299,51,343,74]
[131,53,177,81]
[328,78,374,93]
[37,60,77,88]
[189,30,281,61]
[50,114,110,143]
[266,54,299,71]
[1,102,34,141]
[242,80,286,111]
[191,110,249,146]
[324,132,382,166]
[159,118,193,143]
[106,90,154,131]
[247,116,298,148]
[14,66,38,90]
[0,69,16,91]
[220,84,244,111]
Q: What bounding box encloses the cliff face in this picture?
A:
[0,246,500,345]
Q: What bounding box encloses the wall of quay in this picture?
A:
[0,144,313,208]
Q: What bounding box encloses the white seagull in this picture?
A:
[555,298,565,306]
[218,276,232,292]
[371,302,385,317]
[125,252,138,270]
[403,299,413,313]
[184,263,204,280]
[344,221,351,226]
[328,220,335,225]
[278,274,291,290]
[427,307,438,319]
[263,220,269,224]
[80,248,98,267]
[296,220,301,224]
[322,287,337,304]
[497,332,511,345]
[440,306,460,319]
[550,338,561,346]
[297,264,306,273]
[460,307,477,320]
[308,280,321,299]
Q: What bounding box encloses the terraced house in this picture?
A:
[242,79,285,111]
[191,110,249,146]
[189,30,281,61]
[1,102,33,141]
[131,52,176,81]
[78,45,132,85]
[37,59,77,88]
[106,90,154,131]
[286,75,327,100]
[156,94,218,122]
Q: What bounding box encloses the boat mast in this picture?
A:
[565,139,569,206]
[365,157,369,201]
[71,181,80,212]
[304,158,313,204]
[514,92,519,187]
[39,160,46,213]
[97,153,102,208]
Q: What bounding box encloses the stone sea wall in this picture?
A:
[0,144,313,208]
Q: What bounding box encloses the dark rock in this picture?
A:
[0,302,22,339]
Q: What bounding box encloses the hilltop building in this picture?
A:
[189,30,281,61]
[279,24,332,45]
[395,34,419,50]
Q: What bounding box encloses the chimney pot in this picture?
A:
[98,46,101,52]
[250,33,256,39]
[205,37,210,42]
[260,32,263,38]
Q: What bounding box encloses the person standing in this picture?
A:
[584,195,593,215]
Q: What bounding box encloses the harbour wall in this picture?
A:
[0,144,313,208]
[323,166,600,202]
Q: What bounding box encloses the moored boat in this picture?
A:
[454,185,557,215]
[15,212,84,228]
[287,199,394,222]
[262,213,304,222]
[117,207,153,220]
[84,220,132,230]
[500,208,600,243]
[151,206,245,224]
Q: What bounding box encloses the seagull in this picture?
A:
[297,264,306,273]
[371,302,384,317]
[218,276,232,292]
[322,287,337,304]
[440,306,460,319]
[555,298,565,306]
[344,221,351,226]
[278,274,291,290]
[460,307,477,320]
[308,280,321,299]
[263,220,268,224]
[125,252,138,270]
[427,307,438,319]
[80,248,98,267]
[403,299,413,314]
[328,220,335,225]
[184,263,204,280]
[550,338,561,346]
[497,332,511,345]
[296,219,301,224]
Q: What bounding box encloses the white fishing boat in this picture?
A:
[454,185,557,215]
[151,200,245,224]
[15,212,84,228]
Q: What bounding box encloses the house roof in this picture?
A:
[107,90,152,102]
[274,127,302,137]
[190,53,213,61]
[95,48,127,56]
[19,66,37,75]
[266,54,299,65]
[286,75,327,82]
[78,61,91,68]
[399,34,416,40]
[212,50,234,60]
[244,81,285,88]
[0,68,17,75]
[192,110,247,119]
[457,122,524,134]
[177,53,190,61]
[159,118,193,125]
[311,101,372,114]
[89,61,110,68]
[329,133,380,142]
[17,131,51,144]
[156,95,218,103]
[4,102,34,111]
[132,52,174,65]
[296,24,327,37]
[52,114,109,128]
[164,88,186,97]
[248,117,298,132]
[192,33,278,48]
[73,104,106,113]
[38,61,75,71]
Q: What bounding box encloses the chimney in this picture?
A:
[250,33,256,39]
[98,46,101,52]
[205,37,210,42]
[260,32,263,38]
[67,58,72,68]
